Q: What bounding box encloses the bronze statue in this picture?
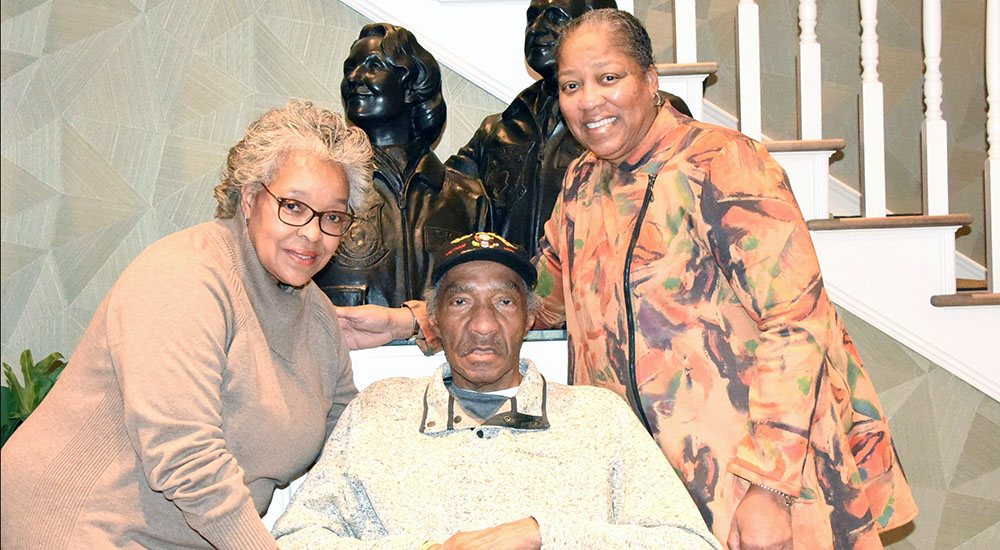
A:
[446,0,690,258]
[314,23,490,308]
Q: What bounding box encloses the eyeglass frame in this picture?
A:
[258,183,356,237]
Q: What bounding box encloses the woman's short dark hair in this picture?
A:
[555,8,655,69]
[357,23,446,146]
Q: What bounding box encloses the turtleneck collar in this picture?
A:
[219,214,309,362]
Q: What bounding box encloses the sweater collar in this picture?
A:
[220,214,309,362]
[419,359,549,434]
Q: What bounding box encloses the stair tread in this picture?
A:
[807,214,973,231]
[930,292,1000,307]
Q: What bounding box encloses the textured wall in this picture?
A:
[637,0,988,268]
[1,1,996,549]
[838,307,1000,550]
[0,0,505,361]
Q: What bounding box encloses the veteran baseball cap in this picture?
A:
[431,232,538,289]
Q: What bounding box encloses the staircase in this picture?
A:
[339,0,999,401]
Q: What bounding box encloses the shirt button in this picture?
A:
[453,415,462,424]
[503,415,512,423]
[476,430,484,438]
[426,421,436,428]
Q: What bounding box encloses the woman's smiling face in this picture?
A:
[557,24,659,167]
[243,150,350,288]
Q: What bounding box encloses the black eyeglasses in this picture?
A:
[260,183,355,236]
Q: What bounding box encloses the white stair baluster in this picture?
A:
[922,0,949,215]
[737,0,762,141]
[859,0,887,217]
[798,0,822,139]
[987,0,999,291]
[673,0,697,64]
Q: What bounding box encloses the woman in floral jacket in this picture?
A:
[531,9,917,550]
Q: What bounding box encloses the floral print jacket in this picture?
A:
[534,105,917,549]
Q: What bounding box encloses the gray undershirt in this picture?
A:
[445,380,515,420]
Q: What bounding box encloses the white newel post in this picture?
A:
[987,0,999,291]
[673,0,697,63]
[921,0,949,215]
[737,0,762,141]
[859,0,887,217]
[798,0,822,139]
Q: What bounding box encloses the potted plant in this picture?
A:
[1,350,66,447]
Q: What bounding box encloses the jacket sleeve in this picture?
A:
[105,247,277,550]
[695,136,833,496]
[273,399,429,550]
[532,392,721,549]
[444,114,495,180]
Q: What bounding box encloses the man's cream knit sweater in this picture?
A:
[274,361,721,549]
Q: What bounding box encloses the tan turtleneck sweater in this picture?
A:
[1,214,357,550]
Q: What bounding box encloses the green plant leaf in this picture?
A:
[1,350,67,448]
[18,350,39,413]
[2,361,21,393]
[1,385,21,447]
[3,360,29,418]
[1,385,15,422]
[35,353,66,406]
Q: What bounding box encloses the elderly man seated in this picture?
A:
[273,233,720,550]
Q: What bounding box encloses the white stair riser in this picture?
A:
[771,150,836,221]
[812,228,999,401]
[658,74,711,121]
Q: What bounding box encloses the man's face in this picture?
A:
[433,260,535,392]
[523,0,614,79]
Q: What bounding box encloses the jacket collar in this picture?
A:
[616,104,686,173]
[374,146,447,198]
[508,79,561,138]
[408,149,446,192]
[418,359,549,434]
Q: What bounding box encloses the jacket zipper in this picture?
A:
[623,173,657,435]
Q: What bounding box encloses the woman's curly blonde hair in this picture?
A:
[214,100,373,219]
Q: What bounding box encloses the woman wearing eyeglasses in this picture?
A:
[0,100,370,550]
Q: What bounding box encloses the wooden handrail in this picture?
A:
[807,214,972,231]
[930,292,1000,307]
[763,139,845,153]
[655,62,718,76]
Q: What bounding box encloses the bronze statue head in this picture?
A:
[342,23,445,148]
[523,0,617,81]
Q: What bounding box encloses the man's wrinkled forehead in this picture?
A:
[438,262,527,295]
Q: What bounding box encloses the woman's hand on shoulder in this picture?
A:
[336,305,414,349]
